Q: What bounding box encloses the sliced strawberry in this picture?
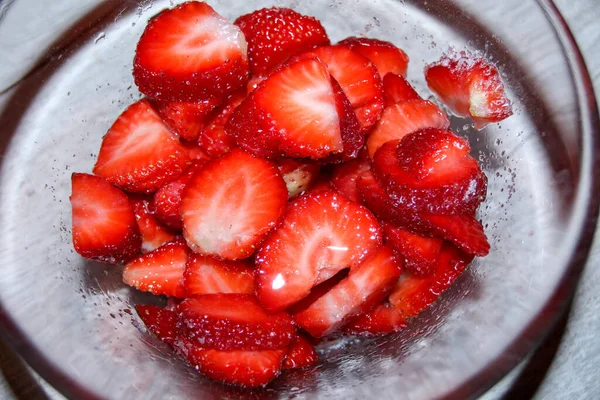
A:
[93,99,190,194]
[130,196,176,253]
[184,254,254,295]
[122,238,189,298]
[234,7,330,75]
[294,245,402,337]
[419,213,490,257]
[256,190,382,312]
[308,45,384,132]
[339,37,409,77]
[425,50,512,129]
[152,160,206,230]
[135,305,177,344]
[383,223,443,276]
[330,149,371,203]
[70,173,141,264]
[343,303,407,336]
[382,73,420,106]
[152,98,220,141]
[372,129,487,215]
[181,149,288,260]
[389,243,473,320]
[283,335,318,369]
[198,90,246,158]
[173,336,285,388]
[133,2,248,101]
[177,294,295,351]
[276,159,321,199]
[246,74,266,94]
[366,99,449,158]
[286,268,350,316]
[226,56,362,160]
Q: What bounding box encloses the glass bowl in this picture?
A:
[0,0,598,399]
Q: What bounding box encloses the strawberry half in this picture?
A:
[234,7,330,75]
[153,160,206,230]
[256,190,382,313]
[184,254,254,295]
[226,56,362,161]
[173,336,285,388]
[382,73,420,106]
[93,99,190,194]
[181,149,288,259]
[330,149,371,203]
[276,159,321,199]
[122,238,189,298]
[372,129,487,215]
[366,99,449,158]
[343,303,407,336]
[283,335,319,370]
[136,304,177,344]
[133,2,248,101]
[70,173,141,264]
[177,294,295,351]
[389,243,473,320]
[308,45,384,132]
[198,89,246,158]
[130,196,176,253]
[425,50,512,129]
[340,37,409,77]
[294,245,402,337]
[152,98,220,142]
[383,223,443,276]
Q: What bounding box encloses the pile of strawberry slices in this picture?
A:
[69,1,512,388]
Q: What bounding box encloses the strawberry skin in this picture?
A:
[198,90,246,158]
[330,149,371,203]
[130,196,176,253]
[382,73,420,106]
[184,253,255,295]
[283,335,318,369]
[133,2,248,101]
[383,223,443,276]
[256,190,382,312]
[70,173,141,264]
[93,99,190,194]
[136,305,177,344]
[367,99,449,158]
[276,159,321,199]
[235,7,330,75]
[177,294,295,351]
[152,98,220,142]
[340,37,409,77]
[122,238,189,298]
[181,149,288,260]
[294,245,402,337]
[343,303,407,336]
[425,50,512,129]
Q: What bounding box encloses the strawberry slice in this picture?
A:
[122,238,189,298]
[181,149,287,260]
[130,196,176,253]
[173,336,285,388]
[372,129,487,215]
[425,50,512,129]
[283,335,318,369]
[152,99,220,142]
[70,173,141,264]
[198,90,246,158]
[135,305,177,344]
[339,37,409,77]
[294,245,402,337]
[276,159,321,199]
[419,213,490,257]
[180,139,211,162]
[226,56,362,160]
[308,45,384,132]
[177,294,295,351]
[366,99,449,158]
[153,160,206,231]
[235,7,330,75]
[133,2,248,101]
[93,99,190,194]
[343,303,407,336]
[383,223,443,276]
[330,149,371,203]
[184,254,255,295]
[256,190,382,312]
[389,243,473,320]
[382,73,420,106]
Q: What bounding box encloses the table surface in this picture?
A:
[1,0,599,399]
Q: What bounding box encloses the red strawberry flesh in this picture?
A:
[136,305,177,344]
[184,254,255,295]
